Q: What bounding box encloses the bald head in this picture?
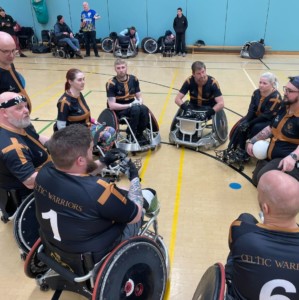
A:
[0,91,30,129]
[0,91,21,104]
[258,170,299,219]
[0,32,16,68]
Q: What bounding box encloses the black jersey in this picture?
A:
[246,89,282,120]
[34,162,138,254]
[227,213,299,300]
[0,125,50,190]
[268,106,299,159]
[57,92,91,127]
[106,75,140,105]
[0,64,32,112]
[179,75,222,108]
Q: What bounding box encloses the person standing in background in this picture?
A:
[0,7,26,57]
[173,7,188,57]
[80,2,100,57]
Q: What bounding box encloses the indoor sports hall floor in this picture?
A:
[1,50,299,300]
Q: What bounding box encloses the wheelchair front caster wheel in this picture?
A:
[40,283,49,291]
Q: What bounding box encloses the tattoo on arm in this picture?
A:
[128,177,144,207]
[251,126,272,144]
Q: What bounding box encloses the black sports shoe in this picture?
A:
[95,54,100,57]
[20,53,27,57]
[84,54,90,57]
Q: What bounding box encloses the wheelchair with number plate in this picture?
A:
[98,107,161,153]
[24,194,169,300]
[169,103,228,151]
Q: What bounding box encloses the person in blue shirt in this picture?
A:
[80,2,100,57]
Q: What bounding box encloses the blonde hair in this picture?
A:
[260,72,279,89]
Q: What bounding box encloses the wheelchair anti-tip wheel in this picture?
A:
[92,236,167,300]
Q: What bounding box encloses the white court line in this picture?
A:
[243,68,257,89]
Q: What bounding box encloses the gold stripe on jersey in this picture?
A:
[269,112,299,158]
[2,137,29,164]
[9,69,32,113]
[96,179,127,205]
[59,96,69,113]
[229,220,241,244]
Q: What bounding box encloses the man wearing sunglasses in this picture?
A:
[0,31,32,112]
[247,76,299,185]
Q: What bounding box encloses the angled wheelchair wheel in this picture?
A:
[24,238,50,278]
[229,117,244,140]
[143,38,158,54]
[141,37,150,51]
[13,194,39,259]
[101,37,113,53]
[192,263,225,300]
[248,42,265,59]
[147,108,159,131]
[92,236,167,300]
[212,109,228,143]
[97,108,119,131]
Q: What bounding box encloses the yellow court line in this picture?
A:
[158,69,179,126]
[164,147,185,300]
[139,149,152,180]
[31,80,65,114]
[141,69,178,178]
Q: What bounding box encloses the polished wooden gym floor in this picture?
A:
[1,49,299,300]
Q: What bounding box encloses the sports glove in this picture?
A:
[130,99,141,107]
[180,102,189,112]
[204,108,216,119]
[128,160,139,181]
[99,151,118,166]
[239,122,250,132]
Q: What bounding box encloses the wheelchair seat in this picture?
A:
[97,107,161,153]
[113,35,137,58]
[24,203,169,300]
[192,263,226,300]
[169,103,228,151]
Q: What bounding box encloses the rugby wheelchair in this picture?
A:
[240,39,265,59]
[113,34,138,58]
[97,107,161,153]
[159,30,175,57]
[24,192,169,300]
[215,117,251,171]
[192,263,226,300]
[169,102,228,151]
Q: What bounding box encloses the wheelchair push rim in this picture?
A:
[92,236,167,300]
[13,194,39,257]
